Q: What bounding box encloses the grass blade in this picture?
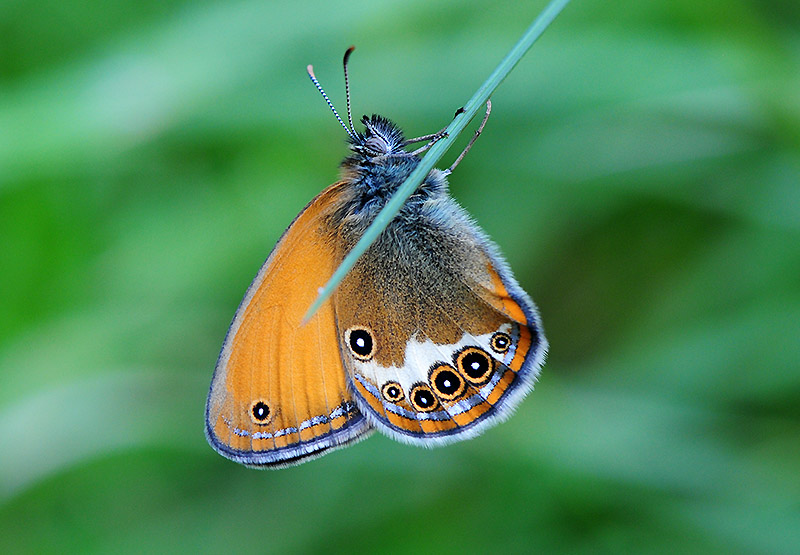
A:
[303,0,571,322]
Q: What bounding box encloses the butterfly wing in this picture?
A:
[334,201,547,444]
[206,182,372,467]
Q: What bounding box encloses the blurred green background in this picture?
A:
[2,0,799,552]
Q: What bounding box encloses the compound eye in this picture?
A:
[365,136,389,155]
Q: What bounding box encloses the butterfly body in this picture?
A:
[206,111,547,467]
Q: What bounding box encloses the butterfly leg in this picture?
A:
[403,105,471,154]
[444,100,492,175]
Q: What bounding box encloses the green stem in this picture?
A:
[303,0,571,323]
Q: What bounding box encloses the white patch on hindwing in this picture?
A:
[351,323,515,398]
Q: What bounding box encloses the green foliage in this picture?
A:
[1,0,798,553]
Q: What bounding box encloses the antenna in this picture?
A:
[342,46,356,134]
[307,64,356,140]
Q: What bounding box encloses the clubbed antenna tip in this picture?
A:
[343,46,356,133]
[307,59,356,140]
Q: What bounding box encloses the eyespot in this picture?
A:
[454,347,495,385]
[345,327,375,361]
[381,381,405,403]
[250,400,272,425]
[429,364,466,401]
[490,332,512,354]
[409,383,440,412]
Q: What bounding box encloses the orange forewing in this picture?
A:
[205,183,371,467]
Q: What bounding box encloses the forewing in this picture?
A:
[206,183,372,467]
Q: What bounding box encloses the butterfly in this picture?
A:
[205,47,547,468]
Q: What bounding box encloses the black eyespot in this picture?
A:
[455,347,495,385]
[381,381,405,403]
[490,332,512,354]
[251,401,271,425]
[346,327,375,361]
[429,364,466,401]
[409,384,439,412]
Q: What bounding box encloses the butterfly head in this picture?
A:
[306,49,446,217]
[349,114,408,159]
[306,51,414,167]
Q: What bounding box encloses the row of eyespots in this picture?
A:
[345,326,510,365]
[243,328,511,426]
[376,331,512,412]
